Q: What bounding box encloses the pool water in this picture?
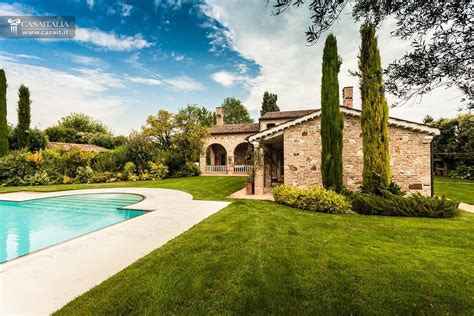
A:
[0,193,145,263]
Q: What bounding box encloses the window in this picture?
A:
[267,123,276,128]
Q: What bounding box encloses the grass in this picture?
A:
[435,176,474,204]
[1,176,472,314]
[0,176,246,201]
[55,199,473,315]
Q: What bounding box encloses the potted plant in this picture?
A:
[246,175,254,195]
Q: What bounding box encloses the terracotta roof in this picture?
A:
[210,123,260,134]
[260,109,318,120]
[47,142,109,152]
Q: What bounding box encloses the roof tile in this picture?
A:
[260,109,317,120]
[210,123,260,134]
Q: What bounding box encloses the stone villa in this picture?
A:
[199,87,440,196]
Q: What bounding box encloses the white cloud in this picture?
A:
[0,3,34,15]
[120,2,133,16]
[171,51,185,61]
[74,27,152,51]
[126,76,162,86]
[0,3,150,52]
[163,76,204,91]
[68,54,102,66]
[202,1,465,122]
[73,68,125,88]
[211,70,252,88]
[0,54,126,132]
[237,63,248,74]
[154,0,188,9]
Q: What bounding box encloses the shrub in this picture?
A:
[45,125,78,143]
[172,161,201,178]
[272,185,353,214]
[0,150,36,185]
[58,148,97,178]
[388,181,405,196]
[88,133,115,149]
[123,161,138,181]
[125,132,160,170]
[74,166,94,183]
[9,127,48,152]
[349,191,459,218]
[25,171,51,186]
[449,164,474,180]
[147,161,168,179]
[91,171,117,183]
[94,146,128,173]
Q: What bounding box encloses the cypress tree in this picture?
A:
[358,23,391,193]
[260,91,280,116]
[320,34,343,192]
[0,69,8,156]
[17,85,31,149]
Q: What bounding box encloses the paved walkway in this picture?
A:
[227,188,274,201]
[459,202,474,213]
[0,188,230,315]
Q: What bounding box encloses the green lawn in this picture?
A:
[0,176,246,201]
[1,176,472,314]
[435,176,474,204]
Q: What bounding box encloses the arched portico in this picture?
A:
[233,142,253,174]
[200,138,254,175]
[204,143,227,173]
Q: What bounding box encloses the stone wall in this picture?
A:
[201,132,253,174]
[283,118,323,187]
[283,114,433,195]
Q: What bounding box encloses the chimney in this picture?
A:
[342,86,353,108]
[216,106,224,126]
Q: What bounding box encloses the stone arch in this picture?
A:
[206,143,227,166]
[233,142,252,165]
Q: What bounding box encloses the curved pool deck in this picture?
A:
[0,188,230,315]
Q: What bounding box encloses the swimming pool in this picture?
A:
[0,193,145,263]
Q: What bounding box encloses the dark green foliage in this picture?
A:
[45,125,78,143]
[57,113,108,134]
[9,127,48,152]
[272,184,353,214]
[88,133,115,149]
[44,113,122,149]
[124,131,161,171]
[17,85,31,149]
[349,191,459,218]
[450,165,474,180]
[142,105,209,177]
[222,97,253,124]
[260,91,280,116]
[195,105,216,126]
[171,161,201,178]
[0,69,8,156]
[387,180,405,196]
[426,113,474,170]
[320,34,343,192]
[358,23,391,193]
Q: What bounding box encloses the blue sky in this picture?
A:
[0,1,465,134]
